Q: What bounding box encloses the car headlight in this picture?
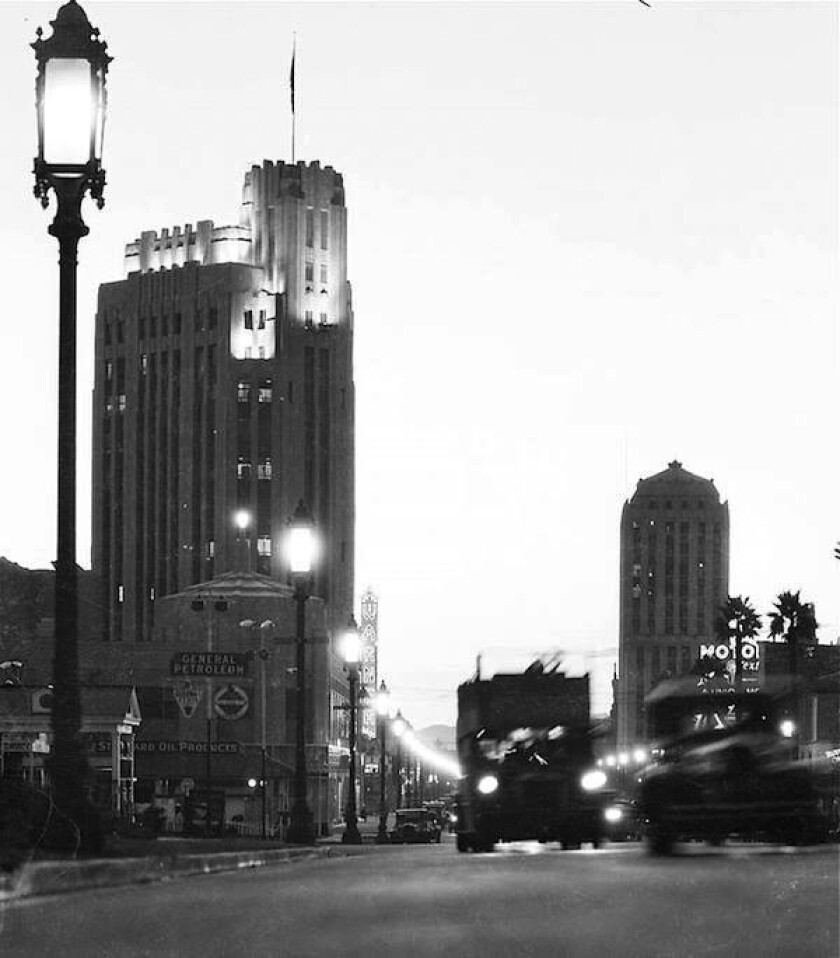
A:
[580,769,608,791]
[476,774,499,795]
[604,806,623,823]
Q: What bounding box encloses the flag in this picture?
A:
[290,40,296,115]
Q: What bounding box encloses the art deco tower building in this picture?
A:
[616,461,729,749]
[91,161,354,643]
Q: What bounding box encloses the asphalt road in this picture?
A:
[1,838,837,957]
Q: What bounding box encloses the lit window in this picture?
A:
[207,540,215,557]
[237,458,252,479]
[257,536,272,557]
[258,381,273,403]
[117,394,127,412]
[140,354,148,375]
[237,382,251,403]
[105,360,113,381]
[117,584,124,603]
[257,459,272,480]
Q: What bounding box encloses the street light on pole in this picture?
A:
[340,616,362,844]
[32,0,111,853]
[375,680,390,843]
[285,501,317,844]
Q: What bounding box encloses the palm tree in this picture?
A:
[767,590,818,678]
[715,595,762,687]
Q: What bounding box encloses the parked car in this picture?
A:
[389,808,442,844]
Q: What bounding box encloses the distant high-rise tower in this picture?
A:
[91,160,355,643]
[616,461,729,749]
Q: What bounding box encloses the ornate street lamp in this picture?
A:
[285,501,317,844]
[340,616,362,844]
[375,680,390,843]
[32,0,111,853]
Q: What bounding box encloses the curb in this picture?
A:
[0,845,336,903]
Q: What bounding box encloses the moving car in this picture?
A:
[389,808,442,844]
[638,728,828,855]
[602,799,642,842]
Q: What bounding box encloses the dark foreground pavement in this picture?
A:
[1,839,837,957]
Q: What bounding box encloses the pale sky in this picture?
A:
[0,1,836,728]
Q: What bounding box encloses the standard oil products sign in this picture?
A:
[171,652,249,678]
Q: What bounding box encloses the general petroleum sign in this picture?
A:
[170,652,249,677]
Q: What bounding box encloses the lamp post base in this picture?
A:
[287,800,316,844]
[341,812,362,845]
[376,813,390,844]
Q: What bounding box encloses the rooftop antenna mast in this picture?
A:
[290,33,297,163]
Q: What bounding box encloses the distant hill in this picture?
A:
[416,724,455,750]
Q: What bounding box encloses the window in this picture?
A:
[257,458,272,480]
[320,210,328,250]
[237,382,251,403]
[209,307,218,329]
[105,360,113,382]
[305,263,314,282]
[319,312,328,326]
[258,310,266,330]
[244,310,253,330]
[117,584,124,603]
[150,316,158,338]
[117,394,127,412]
[304,310,313,327]
[140,354,148,375]
[237,458,253,479]
[139,317,146,340]
[258,346,265,359]
[258,380,273,403]
[162,314,169,336]
[174,313,182,335]
[305,208,314,247]
[257,536,272,557]
[244,346,253,359]
[206,540,215,558]
[319,263,328,284]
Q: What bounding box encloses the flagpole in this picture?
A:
[290,34,296,163]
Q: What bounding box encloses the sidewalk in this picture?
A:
[0,822,387,904]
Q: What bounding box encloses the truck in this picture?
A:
[455,667,609,852]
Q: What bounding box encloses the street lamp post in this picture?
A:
[32,0,110,853]
[286,501,317,844]
[375,681,390,843]
[240,617,274,839]
[392,711,406,810]
[340,616,362,844]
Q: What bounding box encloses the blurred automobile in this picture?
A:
[638,728,829,855]
[602,799,642,842]
[389,808,442,844]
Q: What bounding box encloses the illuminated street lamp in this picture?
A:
[340,616,362,844]
[32,0,111,852]
[285,500,317,844]
[235,509,252,572]
[375,680,390,843]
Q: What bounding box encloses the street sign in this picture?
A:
[213,684,249,720]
